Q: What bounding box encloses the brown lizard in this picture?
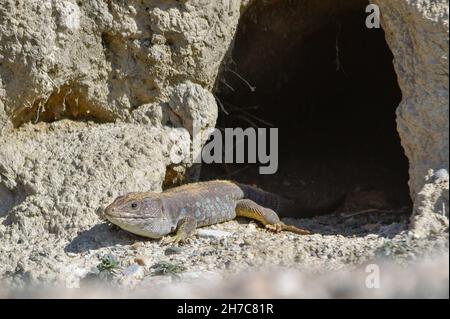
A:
[104,180,310,244]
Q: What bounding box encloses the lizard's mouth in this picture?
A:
[105,216,163,239]
[104,206,157,219]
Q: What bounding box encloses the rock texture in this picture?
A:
[0,0,240,128]
[372,0,449,234]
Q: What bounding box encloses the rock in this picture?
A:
[434,169,449,181]
[246,223,257,232]
[164,246,183,256]
[179,271,201,280]
[197,229,232,239]
[372,0,448,199]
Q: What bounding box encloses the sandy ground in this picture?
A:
[1,209,447,298]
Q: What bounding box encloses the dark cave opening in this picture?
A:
[202,0,412,217]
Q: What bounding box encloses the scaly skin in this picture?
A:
[104,180,310,244]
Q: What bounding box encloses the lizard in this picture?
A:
[104,180,311,244]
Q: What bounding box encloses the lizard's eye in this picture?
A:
[130,202,138,209]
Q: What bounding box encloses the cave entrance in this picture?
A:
[202,0,412,217]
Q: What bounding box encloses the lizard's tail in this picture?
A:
[235,182,346,218]
[279,193,347,218]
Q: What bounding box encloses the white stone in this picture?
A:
[197,229,232,239]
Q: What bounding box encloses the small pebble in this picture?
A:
[363,223,380,232]
[180,271,201,280]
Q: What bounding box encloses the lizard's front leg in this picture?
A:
[161,216,197,245]
[235,199,311,235]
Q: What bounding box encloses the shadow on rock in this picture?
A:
[64,223,152,253]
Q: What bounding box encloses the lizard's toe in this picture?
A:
[160,235,180,245]
[181,237,192,245]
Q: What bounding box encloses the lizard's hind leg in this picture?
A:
[235,199,311,235]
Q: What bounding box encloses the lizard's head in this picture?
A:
[104,192,166,238]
